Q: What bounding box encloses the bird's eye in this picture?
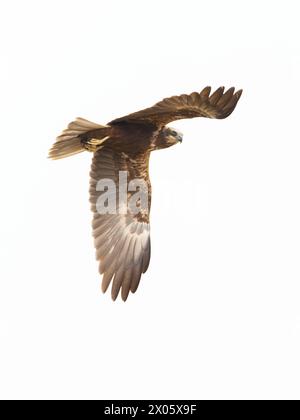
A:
[170,130,177,136]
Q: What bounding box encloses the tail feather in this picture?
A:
[49,118,109,160]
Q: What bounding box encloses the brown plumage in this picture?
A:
[49,86,242,301]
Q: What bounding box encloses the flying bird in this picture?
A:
[49,86,242,301]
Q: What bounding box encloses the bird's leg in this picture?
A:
[81,136,109,153]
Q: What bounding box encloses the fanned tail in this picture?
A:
[48,118,110,160]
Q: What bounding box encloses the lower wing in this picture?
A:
[90,147,151,301]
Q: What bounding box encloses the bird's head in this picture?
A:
[154,127,183,150]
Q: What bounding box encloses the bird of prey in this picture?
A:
[49,86,242,301]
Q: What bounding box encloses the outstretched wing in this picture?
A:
[110,87,242,127]
[90,147,151,301]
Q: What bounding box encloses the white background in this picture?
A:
[0,0,300,400]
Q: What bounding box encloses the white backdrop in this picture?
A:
[1,0,300,400]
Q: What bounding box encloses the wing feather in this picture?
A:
[90,147,151,301]
[129,260,143,295]
[110,86,242,127]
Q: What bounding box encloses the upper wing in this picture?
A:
[90,147,151,301]
[110,87,242,127]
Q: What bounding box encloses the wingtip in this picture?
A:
[101,284,108,294]
[111,292,118,302]
[200,86,211,97]
[121,293,129,302]
[235,89,243,99]
[226,86,235,94]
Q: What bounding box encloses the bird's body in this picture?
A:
[87,123,155,153]
[49,86,242,301]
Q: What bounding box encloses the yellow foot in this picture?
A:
[83,136,109,153]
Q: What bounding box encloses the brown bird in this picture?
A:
[49,86,242,301]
